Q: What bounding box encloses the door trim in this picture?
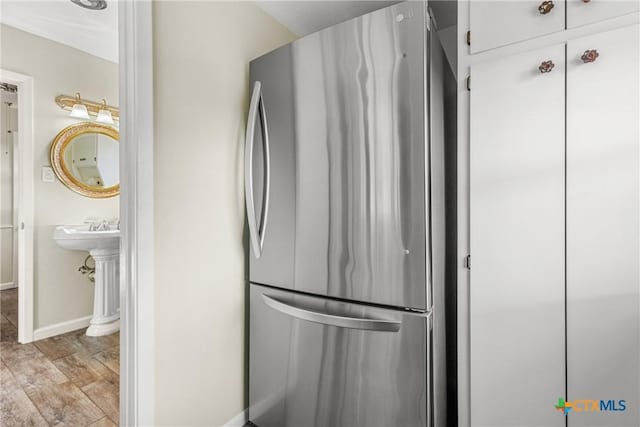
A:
[0,69,34,344]
[119,1,155,425]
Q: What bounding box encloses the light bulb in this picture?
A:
[95,99,115,124]
[70,103,90,120]
[69,93,90,120]
[96,109,114,124]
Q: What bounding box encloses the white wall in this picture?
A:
[152,2,294,425]
[0,24,119,329]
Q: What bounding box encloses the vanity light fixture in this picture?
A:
[95,99,115,124]
[55,93,119,122]
[70,0,107,10]
[69,93,90,120]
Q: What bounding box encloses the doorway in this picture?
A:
[1,83,18,289]
[0,82,18,341]
[0,70,34,345]
[1,1,154,422]
[1,61,121,426]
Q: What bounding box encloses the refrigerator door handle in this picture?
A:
[245,81,271,258]
[262,294,402,332]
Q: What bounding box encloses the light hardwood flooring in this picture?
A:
[0,288,119,426]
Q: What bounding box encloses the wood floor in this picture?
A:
[0,288,120,426]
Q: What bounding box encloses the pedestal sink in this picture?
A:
[54,225,120,336]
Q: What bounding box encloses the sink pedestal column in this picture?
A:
[86,248,120,336]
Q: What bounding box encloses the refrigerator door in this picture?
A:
[247,45,296,289]
[249,283,431,427]
[291,1,429,310]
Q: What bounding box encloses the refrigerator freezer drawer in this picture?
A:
[249,283,431,427]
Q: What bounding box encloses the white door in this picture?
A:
[567,24,640,427]
[470,45,566,427]
[567,0,640,29]
[470,0,565,53]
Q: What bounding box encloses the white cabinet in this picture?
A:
[567,0,640,29]
[567,24,639,426]
[470,0,639,52]
[71,135,97,167]
[470,23,640,427]
[470,0,565,52]
[470,45,566,427]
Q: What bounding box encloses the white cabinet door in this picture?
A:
[567,24,640,427]
[470,45,565,427]
[568,0,640,29]
[470,0,565,53]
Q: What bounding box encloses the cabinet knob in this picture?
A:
[581,49,599,63]
[582,0,591,3]
[538,0,555,14]
[539,60,555,73]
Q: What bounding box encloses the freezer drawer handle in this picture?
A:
[262,295,401,332]
[244,81,271,259]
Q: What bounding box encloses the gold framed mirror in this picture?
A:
[50,122,119,198]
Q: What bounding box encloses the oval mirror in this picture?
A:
[50,122,119,198]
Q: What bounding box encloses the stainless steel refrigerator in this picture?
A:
[245,2,449,426]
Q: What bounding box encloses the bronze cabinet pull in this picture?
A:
[581,49,599,63]
[539,0,555,14]
[539,60,555,73]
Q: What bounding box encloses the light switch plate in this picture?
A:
[42,166,55,183]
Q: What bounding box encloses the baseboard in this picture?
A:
[0,282,16,291]
[223,409,248,427]
[32,315,92,341]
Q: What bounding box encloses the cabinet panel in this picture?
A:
[470,45,565,427]
[567,24,640,427]
[470,0,565,53]
[568,0,640,29]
